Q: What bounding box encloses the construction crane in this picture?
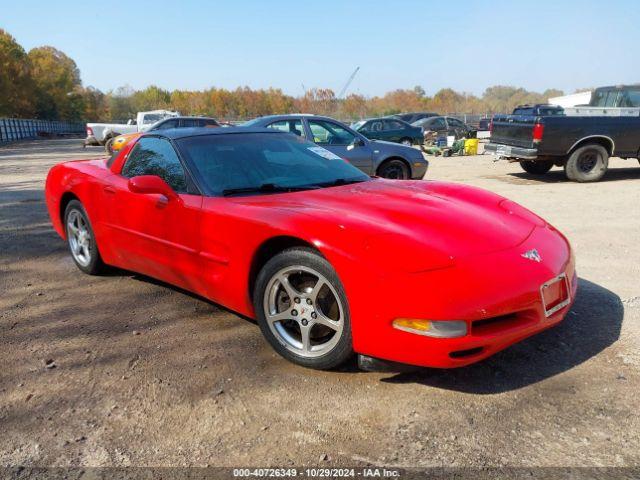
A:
[338,67,360,99]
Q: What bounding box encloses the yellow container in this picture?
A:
[464,138,479,155]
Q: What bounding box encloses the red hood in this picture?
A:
[234,179,541,271]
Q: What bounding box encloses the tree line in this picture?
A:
[1,28,566,123]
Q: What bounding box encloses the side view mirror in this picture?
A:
[352,137,365,147]
[128,175,177,200]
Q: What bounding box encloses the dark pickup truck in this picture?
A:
[486,95,640,182]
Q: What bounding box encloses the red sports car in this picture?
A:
[45,128,577,370]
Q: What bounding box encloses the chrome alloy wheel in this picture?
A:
[263,265,344,358]
[66,210,92,267]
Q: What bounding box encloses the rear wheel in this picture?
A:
[253,248,353,370]
[519,160,553,175]
[564,144,609,182]
[377,159,409,179]
[64,200,105,275]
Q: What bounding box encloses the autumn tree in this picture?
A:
[28,46,84,120]
[132,85,171,112]
[0,29,34,117]
[80,86,107,121]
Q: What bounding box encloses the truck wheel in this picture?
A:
[520,160,553,175]
[104,137,115,154]
[564,144,609,182]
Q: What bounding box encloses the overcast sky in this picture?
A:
[2,0,638,97]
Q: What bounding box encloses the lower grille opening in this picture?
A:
[472,312,531,336]
[449,347,484,359]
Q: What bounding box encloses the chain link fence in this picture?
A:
[0,118,85,145]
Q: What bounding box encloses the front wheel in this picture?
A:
[64,200,105,275]
[104,137,115,154]
[520,160,553,175]
[377,159,409,179]
[564,144,609,182]
[253,248,353,370]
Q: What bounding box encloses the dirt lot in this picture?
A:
[1,139,639,469]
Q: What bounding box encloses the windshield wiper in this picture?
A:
[310,177,369,188]
[222,183,319,197]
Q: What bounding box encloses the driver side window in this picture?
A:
[121,137,188,193]
[308,120,355,146]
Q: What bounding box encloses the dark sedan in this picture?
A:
[244,114,428,179]
[413,116,474,139]
[351,117,423,146]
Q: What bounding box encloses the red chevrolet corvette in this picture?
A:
[45,128,577,370]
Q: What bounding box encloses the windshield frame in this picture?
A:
[174,131,371,197]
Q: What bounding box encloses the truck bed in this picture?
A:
[488,114,640,158]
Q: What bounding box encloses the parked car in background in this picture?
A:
[392,112,438,124]
[243,114,428,179]
[351,117,423,145]
[413,116,474,140]
[109,117,220,153]
[85,110,179,153]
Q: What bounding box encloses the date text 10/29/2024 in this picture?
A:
[233,468,401,478]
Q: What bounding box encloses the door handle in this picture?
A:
[103,186,116,194]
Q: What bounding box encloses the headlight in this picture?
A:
[392,318,467,338]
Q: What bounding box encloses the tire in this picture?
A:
[104,137,115,154]
[64,200,105,275]
[564,144,609,182]
[253,247,353,370]
[400,137,413,146]
[377,158,409,179]
[520,160,553,175]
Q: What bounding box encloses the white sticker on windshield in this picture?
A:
[307,146,342,160]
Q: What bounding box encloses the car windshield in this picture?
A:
[351,121,366,130]
[241,117,264,127]
[143,113,174,125]
[176,133,370,196]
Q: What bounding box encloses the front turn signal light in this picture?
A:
[392,318,467,338]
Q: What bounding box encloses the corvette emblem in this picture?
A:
[522,249,542,263]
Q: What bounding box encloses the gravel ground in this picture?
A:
[1,139,639,469]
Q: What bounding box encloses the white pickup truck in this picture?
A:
[84,110,180,152]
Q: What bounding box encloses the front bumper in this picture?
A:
[349,224,576,368]
[485,142,538,160]
[410,156,429,179]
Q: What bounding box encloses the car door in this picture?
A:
[305,119,373,174]
[382,119,406,143]
[102,136,204,290]
[361,120,383,140]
